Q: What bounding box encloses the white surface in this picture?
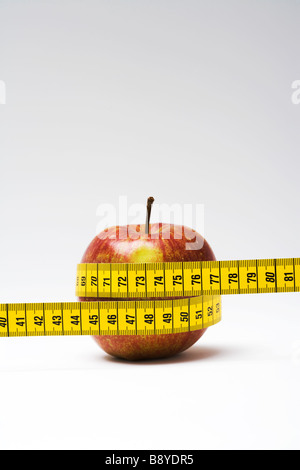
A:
[0,0,300,450]
[0,294,299,450]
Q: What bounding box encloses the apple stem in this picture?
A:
[145,197,154,235]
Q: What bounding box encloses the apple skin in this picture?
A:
[79,223,216,361]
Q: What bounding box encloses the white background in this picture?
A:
[0,0,300,450]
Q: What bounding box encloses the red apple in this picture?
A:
[79,199,216,360]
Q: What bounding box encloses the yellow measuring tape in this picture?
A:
[0,258,299,338]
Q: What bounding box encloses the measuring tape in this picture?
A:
[1,257,299,338]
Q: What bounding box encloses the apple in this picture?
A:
[79,198,216,360]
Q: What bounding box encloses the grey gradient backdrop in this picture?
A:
[0,0,300,450]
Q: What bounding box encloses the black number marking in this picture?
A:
[34,316,43,327]
[266,272,275,283]
[247,272,256,283]
[180,312,189,322]
[118,276,127,287]
[126,314,135,325]
[135,276,145,287]
[107,314,117,325]
[144,314,154,325]
[163,313,172,324]
[154,276,164,286]
[191,274,201,285]
[228,273,238,284]
[173,275,182,286]
[89,315,98,326]
[210,274,219,284]
[91,276,98,287]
